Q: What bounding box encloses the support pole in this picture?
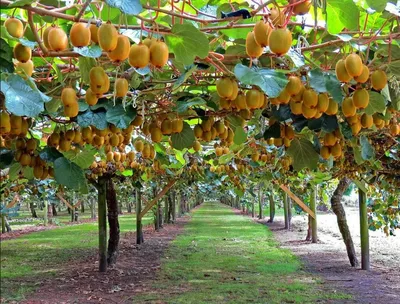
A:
[1,215,5,233]
[258,185,263,220]
[359,188,370,270]
[283,192,289,229]
[43,201,48,226]
[97,177,107,272]
[136,188,143,244]
[251,199,255,218]
[310,186,318,243]
[269,188,275,223]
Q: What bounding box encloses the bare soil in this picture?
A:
[18,216,190,304]
[260,207,400,304]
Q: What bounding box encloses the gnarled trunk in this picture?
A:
[106,178,120,266]
[331,178,359,267]
[30,202,37,218]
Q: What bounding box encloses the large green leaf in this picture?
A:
[324,73,343,103]
[39,147,63,162]
[106,105,137,129]
[106,0,142,14]
[78,57,97,84]
[166,23,209,65]
[234,64,288,98]
[1,74,50,117]
[54,157,88,192]
[8,0,35,7]
[73,45,102,58]
[286,138,319,171]
[0,38,14,73]
[174,97,207,113]
[63,147,96,169]
[360,135,375,161]
[233,127,247,145]
[173,64,197,90]
[366,0,388,12]
[8,162,22,181]
[365,91,386,115]
[171,122,195,150]
[326,0,360,34]
[77,109,108,130]
[0,149,14,169]
[308,69,326,93]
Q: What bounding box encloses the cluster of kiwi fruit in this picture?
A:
[0,112,29,138]
[320,129,344,160]
[138,114,184,144]
[246,1,312,58]
[194,117,234,145]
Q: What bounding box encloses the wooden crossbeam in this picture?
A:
[5,194,20,209]
[56,193,75,210]
[279,184,316,219]
[139,180,176,219]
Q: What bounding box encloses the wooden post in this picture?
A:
[97,177,107,272]
[136,188,143,244]
[171,190,176,222]
[359,188,370,270]
[1,215,5,233]
[251,199,255,218]
[258,185,263,219]
[310,186,318,243]
[43,201,48,226]
[283,192,289,229]
[269,187,275,223]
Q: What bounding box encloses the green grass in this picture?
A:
[134,202,351,304]
[0,214,152,301]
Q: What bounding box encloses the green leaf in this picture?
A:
[174,97,207,113]
[233,127,247,145]
[22,166,34,180]
[365,91,386,115]
[8,0,35,7]
[78,57,97,84]
[174,149,186,164]
[8,162,22,181]
[39,147,63,162]
[173,64,197,90]
[286,138,319,171]
[130,72,141,89]
[166,23,209,65]
[106,105,137,129]
[77,109,108,130]
[287,49,305,68]
[106,0,142,15]
[171,122,195,150]
[366,0,388,12]
[219,153,234,165]
[226,114,243,131]
[73,45,102,58]
[353,146,364,165]
[45,98,61,113]
[63,147,96,169]
[0,38,14,73]
[1,74,49,117]
[353,179,368,193]
[78,100,89,112]
[234,64,288,98]
[324,73,343,102]
[326,0,360,34]
[308,69,326,93]
[54,157,88,192]
[360,135,375,160]
[19,38,37,49]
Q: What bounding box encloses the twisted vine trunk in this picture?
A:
[106,178,120,266]
[331,178,359,267]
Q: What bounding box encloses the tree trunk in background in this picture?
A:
[118,200,123,215]
[331,178,359,267]
[97,176,107,272]
[67,207,71,214]
[136,188,143,244]
[305,216,312,241]
[310,186,318,243]
[81,202,84,213]
[171,191,176,222]
[30,202,37,218]
[106,178,120,266]
[52,204,57,216]
[127,203,132,213]
[164,195,169,224]
[283,192,289,230]
[288,198,292,227]
[268,190,275,223]
[90,199,96,219]
[43,202,48,226]
[1,215,6,233]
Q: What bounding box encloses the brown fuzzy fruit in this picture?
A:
[149,41,169,68]
[151,127,162,143]
[216,78,234,98]
[48,27,68,51]
[302,89,318,108]
[64,102,79,118]
[246,31,263,58]
[345,53,363,77]
[269,7,285,27]
[354,65,369,83]
[43,26,53,50]
[253,20,271,47]
[108,35,130,62]
[290,100,302,115]
[85,88,98,106]
[115,78,129,98]
[0,112,11,134]
[342,97,356,118]
[390,124,400,136]
[16,60,34,77]
[89,24,99,44]
[335,59,352,83]
[5,18,24,38]
[301,104,317,119]
[269,28,292,56]
[317,93,329,113]
[98,23,118,52]
[246,89,261,109]
[171,118,183,133]
[13,43,31,63]
[325,98,338,115]
[286,76,302,96]
[89,66,107,89]
[352,89,369,109]
[291,0,312,15]
[360,113,373,128]
[61,88,77,106]
[320,146,330,160]
[70,23,91,47]
[324,133,336,147]
[371,70,387,91]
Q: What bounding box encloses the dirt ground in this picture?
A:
[18,217,189,304]
[261,207,400,304]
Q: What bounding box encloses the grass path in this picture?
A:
[0,215,152,301]
[135,202,350,303]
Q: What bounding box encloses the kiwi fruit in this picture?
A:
[13,43,31,63]
[246,31,263,58]
[269,28,292,56]
[345,53,363,77]
[253,20,271,47]
[108,35,130,62]
[5,18,24,38]
[98,23,118,52]
[371,70,387,91]
[335,59,352,83]
[48,27,69,51]
[70,22,91,47]
[149,41,169,68]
